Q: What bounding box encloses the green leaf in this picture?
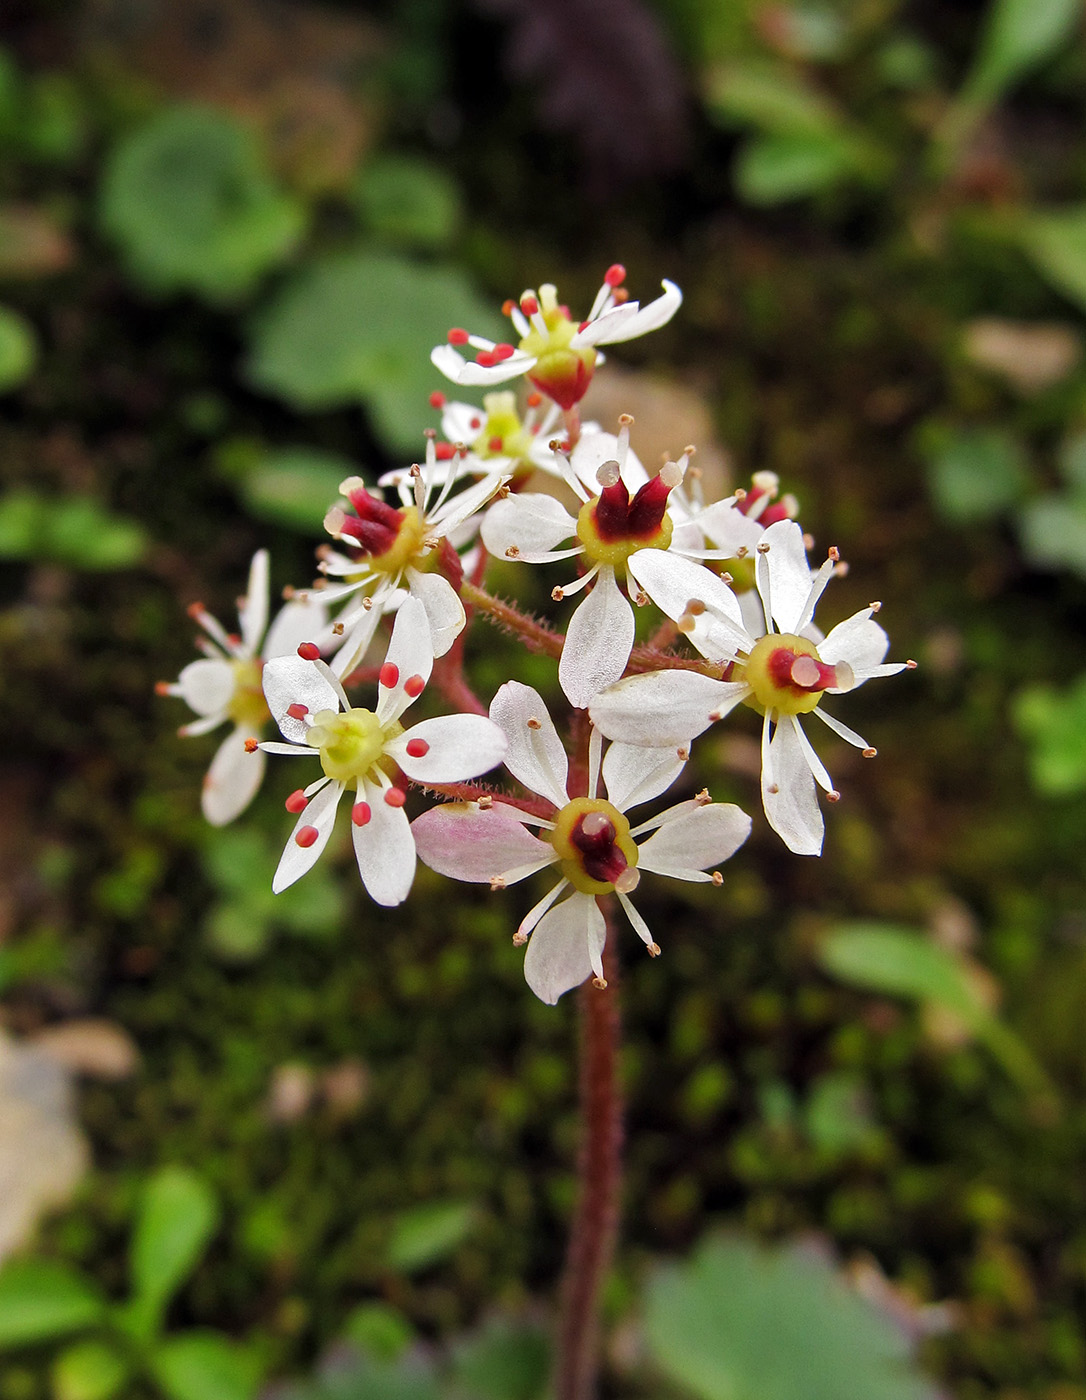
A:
[0,1260,105,1348]
[0,304,36,390]
[129,1168,219,1325]
[449,1319,550,1400]
[386,1201,477,1274]
[341,1303,414,1363]
[1013,674,1086,795]
[100,106,305,304]
[1019,493,1086,576]
[52,1338,130,1400]
[1018,206,1086,315]
[922,427,1029,523]
[354,156,462,251]
[703,61,843,136]
[645,1235,940,1400]
[735,131,869,205]
[246,250,503,454]
[235,447,356,533]
[961,0,1081,107]
[0,490,148,570]
[148,1331,261,1400]
[820,923,983,1020]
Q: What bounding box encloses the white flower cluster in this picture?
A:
[160,266,911,1003]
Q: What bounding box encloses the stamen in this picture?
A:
[826,790,841,802]
[429,390,445,408]
[648,942,661,957]
[295,826,319,848]
[285,790,307,813]
[297,642,320,661]
[448,328,469,344]
[527,717,542,730]
[605,264,626,287]
[379,663,399,688]
[352,802,371,826]
[244,738,259,753]
[406,738,430,758]
[384,787,407,807]
[592,976,608,989]
[711,871,723,886]
[862,747,877,759]
[286,702,309,721]
[477,795,493,809]
[404,674,426,698]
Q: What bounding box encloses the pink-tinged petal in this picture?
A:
[404,569,465,659]
[572,279,682,346]
[431,343,536,386]
[353,777,416,906]
[375,596,435,725]
[590,670,742,748]
[412,802,554,883]
[480,494,577,563]
[330,600,384,681]
[755,520,813,635]
[601,741,686,812]
[263,595,330,660]
[762,713,823,856]
[202,726,265,826]
[388,714,508,784]
[524,892,604,1004]
[263,655,340,742]
[490,682,569,809]
[627,550,749,660]
[559,567,634,710]
[272,781,344,893]
[177,658,235,717]
[239,549,269,655]
[817,609,891,679]
[569,431,648,494]
[637,801,751,880]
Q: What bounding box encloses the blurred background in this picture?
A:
[1,1,1086,1396]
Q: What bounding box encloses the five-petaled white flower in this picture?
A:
[480,418,743,708]
[315,439,508,676]
[430,265,682,410]
[258,597,508,904]
[589,519,912,856]
[158,550,326,825]
[411,682,751,1004]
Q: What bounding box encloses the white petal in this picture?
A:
[441,400,487,443]
[402,568,466,659]
[430,343,535,386]
[239,550,269,656]
[602,741,687,812]
[637,801,751,879]
[262,596,330,660]
[272,781,344,893]
[810,705,870,750]
[262,655,340,742]
[523,893,603,1004]
[353,778,416,906]
[559,567,634,709]
[817,609,891,677]
[590,669,741,747]
[627,550,749,660]
[388,714,508,784]
[572,279,682,346]
[177,658,235,717]
[480,494,577,563]
[694,500,764,555]
[569,431,648,494]
[490,682,569,809]
[411,802,554,882]
[375,595,435,725]
[755,520,812,635]
[430,470,509,536]
[202,726,265,826]
[330,600,383,680]
[762,714,823,856]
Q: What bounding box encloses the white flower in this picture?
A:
[315,439,508,676]
[411,681,751,1003]
[258,596,508,905]
[480,419,746,708]
[430,265,682,410]
[158,550,327,825]
[589,519,913,857]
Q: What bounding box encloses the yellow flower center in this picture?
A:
[740,632,835,715]
[306,708,402,786]
[549,797,639,896]
[228,658,270,731]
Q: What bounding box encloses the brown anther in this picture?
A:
[826,790,841,803]
[906,658,918,670]
[688,465,703,480]
[648,942,661,957]
[767,782,780,795]
[734,488,747,501]
[802,533,815,550]
[527,717,542,730]
[719,572,733,586]
[711,871,723,886]
[695,788,711,805]
[409,463,422,478]
[313,579,328,591]
[506,546,521,559]
[685,598,706,616]
[552,586,565,601]
[862,747,877,759]
[677,615,695,635]
[282,585,296,599]
[677,747,689,762]
[477,795,493,810]
[618,413,634,426]
[244,737,259,753]
[869,601,882,613]
[186,601,205,619]
[757,541,771,554]
[834,561,849,577]
[684,444,696,456]
[512,930,528,946]
[548,438,563,451]
[490,875,506,891]
[332,622,344,636]
[362,597,373,611]
[635,590,649,606]
[497,484,511,498]
[592,976,608,990]
[735,545,749,558]
[154,680,171,696]
[316,544,333,561]
[828,546,840,562]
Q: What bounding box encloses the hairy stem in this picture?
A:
[460,581,565,658]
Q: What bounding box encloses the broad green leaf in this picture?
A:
[1013,674,1086,795]
[342,1302,414,1363]
[1018,206,1086,315]
[645,1235,939,1400]
[148,1331,261,1400]
[820,923,983,1020]
[960,0,1081,107]
[735,132,868,205]
[703,62,842,136]
[922,427,1029,523]
[100,106,305,304]
[235,447,356,533]
[0,490,147,569]
[354,156,462,251]
[246,251,503,454]
[1019,493,1086,576]
[386,1201,477,1274]
[130,1167,219,1322]
[0,303,36,390]
[449,1319,550,1400]
[0,1260,105,1347]
[52,1338,130,1400]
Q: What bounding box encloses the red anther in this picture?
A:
[435,441,456,459]
[502,298,516,317]
[295,825,320,848]
[493,343,515,360]
[476,350,496,368]
[351,802,371,826]
[384,787,407,808]
[526,392,542,407]
[186,601,205,619]
[285,790,308,813]
[406,738,430,758]
[520,294,539,315]
[404,674,425,698]
[297,642,320,661]
[578,319,591,332]
[227,632,241,647]
[448,328,469,345]
[428,390,446,409]
[286,702,308,721]
[470,417,482,430]
[154,680,172,696]
[244,737,259,753]
[379,662,400,688]
[488,436,504,453]
[604,263,626,287]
